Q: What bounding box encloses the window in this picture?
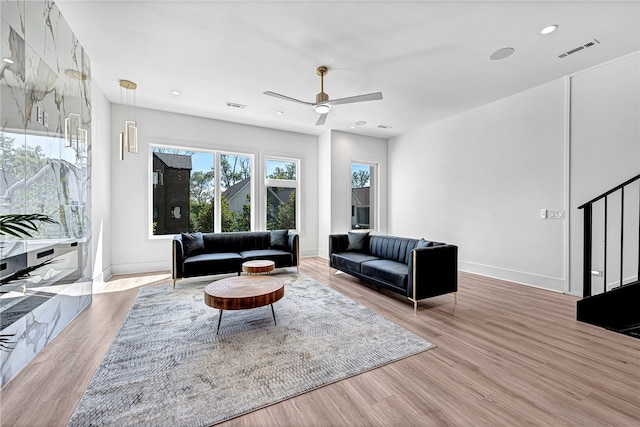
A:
[351,162,376,230]
[265,158,299,231]
[220,153,252,232]
[150,146,253,236]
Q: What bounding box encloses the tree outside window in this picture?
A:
[266,159,298,231]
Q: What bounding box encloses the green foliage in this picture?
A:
[220,155,251,189]
[267,163,296,180]
[267,189,296,230]
[0,214,58,238]
[352,169,370,188]
[221,194,250,232]
[189,170,215,232]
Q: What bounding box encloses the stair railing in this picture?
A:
[578,173,640,297]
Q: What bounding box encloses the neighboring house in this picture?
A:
[351,187,370,229]
[152,152,192,234]
[222,177,251,214]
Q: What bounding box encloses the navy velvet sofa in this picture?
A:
[172,230,299,287]
[329,233,458,310]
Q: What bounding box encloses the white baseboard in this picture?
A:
[300,249,319,258]
[111,260,170,276]
[459,260,565,293]
[92,266,112,284]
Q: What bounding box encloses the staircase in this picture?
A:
[577,280,640,338]
[577,173,640,338]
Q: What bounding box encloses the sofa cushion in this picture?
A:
[369,235,420,265]
[361,259,409,289]
[332,252,379,273]
[181,232,204,257]
[183,252,243,276]
[347,231,370,252]
[270,230,288,250]
[202,232,271,253]
[416,239,433,249]
[240,249,293,267]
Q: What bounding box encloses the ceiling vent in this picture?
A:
[226,102,246,109]
[556,39,600,59]
[377,124,392,129]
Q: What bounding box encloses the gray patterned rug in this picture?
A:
[68,273,434,426]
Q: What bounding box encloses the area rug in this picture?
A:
[68,273,435,426]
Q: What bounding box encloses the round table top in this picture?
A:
[242,260,275,274]
[204,275,284,310]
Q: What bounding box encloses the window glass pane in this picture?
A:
[152,147,215,235]
[266,159,296,180]
[267,187,296,230]
[220,154,251,232]
[351,163,371,230]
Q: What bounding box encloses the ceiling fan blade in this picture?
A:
[315,112,328,126]
[325,92,383,106]
[263,91,313,106]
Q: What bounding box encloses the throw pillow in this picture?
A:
[347,231,370,252]
[270,230,288,250]
[181,232,204,257]
[416,239,432,249]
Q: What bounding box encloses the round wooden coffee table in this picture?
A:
[242,260,275,275]
[204,275,284,334]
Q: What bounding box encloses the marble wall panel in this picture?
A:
[1,0,92,387]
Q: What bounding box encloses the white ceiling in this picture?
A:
[56,1,640,139]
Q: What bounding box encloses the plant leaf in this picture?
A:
[0,214,58,238]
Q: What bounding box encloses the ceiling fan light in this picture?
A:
[314,104,331,114]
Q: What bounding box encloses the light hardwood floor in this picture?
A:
[1,257,638,426]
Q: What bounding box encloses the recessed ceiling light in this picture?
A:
[171,90,181,96]
[276,111,284,115]
[3,57,15,64]
[490,47,515,61]
[540,24,558,35]
[355,120,367,126]
[350,125,356,129]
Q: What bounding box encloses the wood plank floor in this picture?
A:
[1,257,638,426]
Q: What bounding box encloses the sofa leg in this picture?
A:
[453,292,457,304]
[173,279,177,289]
[413,299,418,313]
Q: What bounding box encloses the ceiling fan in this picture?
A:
[264,66,383,126]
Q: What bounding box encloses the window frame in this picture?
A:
[264,156,301,233]
[148,143,254,239]
[350,160,378,232]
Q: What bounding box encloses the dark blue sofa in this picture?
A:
[329,233,457,311]
[172,231,299,287]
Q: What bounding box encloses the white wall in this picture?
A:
[330,130,388,235]
[90,81,112,282]
[110,106,318,275]
[317,130,332,259]
[389,79,568,291]
[569,53,640,295]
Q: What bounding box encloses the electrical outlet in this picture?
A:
[540,209,548,219]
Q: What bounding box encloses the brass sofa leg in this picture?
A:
[173,279,177,289]
[453,292,457,304]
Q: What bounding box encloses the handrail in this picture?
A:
[578,173,640,210]
[578,172,640,298]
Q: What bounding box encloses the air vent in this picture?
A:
[557,39,600,59]
[377,124,392,129]
[226,102,247,109]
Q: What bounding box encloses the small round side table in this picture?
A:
[242,260,275,275]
